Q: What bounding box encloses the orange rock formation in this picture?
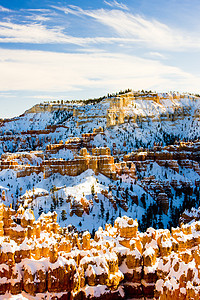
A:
[0,205,200,299]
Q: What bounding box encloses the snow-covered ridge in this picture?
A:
[0,90,199,156]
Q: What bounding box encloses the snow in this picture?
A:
[155,279,164,292]
[23,209,35,221]
[180,287,186,294]
[20,188,49,201]
[144,265,157,274]
[50,149,74,160]
[128,248,141,260]
[0,88,200,300]
[0,149,198,233]
[0,186,9,190]
[81,255,109,276]
[49,256,75,270]
[0,292,70,300]
[84,284,124,297]
[143,246,155,257]
[19,238,34,251]
[0,238,17,253]
[157,258,171,273]
[161,239,172,248]
[11,224,24,232]
[0,92,199,234]
[115,216,138,228]
[23,258,48,275]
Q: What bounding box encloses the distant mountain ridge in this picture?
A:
[0,90,199,155]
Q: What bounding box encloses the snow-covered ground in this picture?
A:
[0,92,199,232]
[0,93,200,156]
[0,158,199,233]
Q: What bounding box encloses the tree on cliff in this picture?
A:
[38,206,43,215]
[91,184,95,196]
[61,209,67,221]
[100,200,105,217]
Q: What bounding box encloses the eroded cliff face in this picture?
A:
[0,204,200,299]
[0,134,200,235]
[106,91,199,127]
[0,131,137,181]
[0,91,199,156]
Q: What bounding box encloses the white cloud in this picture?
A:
[59,6,200,52]
[104,1,128,10]
[148,52,167,59]
[52,5,83,16]
[0,5,11,12]
[0,6,199,52]
[28,15,51,22]
[0,92,15,98]
[0,48,199,94]
[0,20,140,45]
[0,21,73,44]
[31,95,70,100]
[21,8,51,13]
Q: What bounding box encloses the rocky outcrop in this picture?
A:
[0,137,136,181]
[1,206,200,299]
[180,207,200,224]
[25,103,74,114]
[124,140,200,168]
[106,91,197,127]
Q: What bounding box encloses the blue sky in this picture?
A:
[0,0,200,117]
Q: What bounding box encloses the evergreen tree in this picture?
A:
[61,209,67,221]
[100,200,105,217]
[91,184,95,196]
[125,187,129,201]
[50,203,54,213]
[59,197,64,206]
[106,211,109,222]
[38,206,43,216]
[141,193,146,209]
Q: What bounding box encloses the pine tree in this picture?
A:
[125,187,129,201]
[100,200,105,217]
[59,197,64,206]
[106,211,109,222]
[50,203,54,213]
[61,209,67,221]
[141,193,146,209]
[38,206,43,215]
[91,184,95,196]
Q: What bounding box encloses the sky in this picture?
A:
[0,0,200,117]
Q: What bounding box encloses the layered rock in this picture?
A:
[1,207,200,299]
[124,140,200,171]
[106,91,197,127]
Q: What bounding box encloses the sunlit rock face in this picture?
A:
[0,135,137,181]
[1,90,200,298]
[106,91,198,128]
[0,205,200,299]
